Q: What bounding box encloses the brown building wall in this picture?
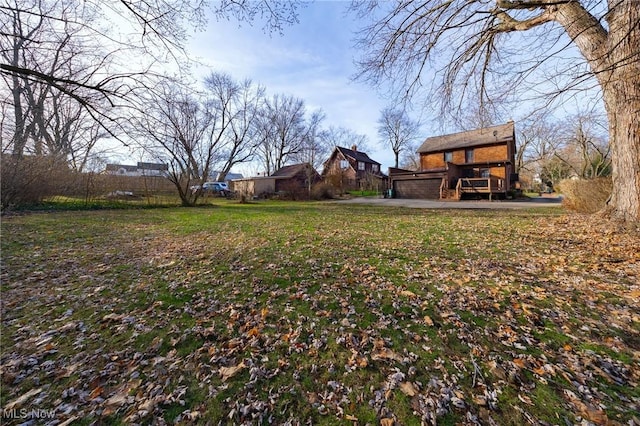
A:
[474,145,509,163]
[490,166,506,179]
[421,144,510,171]
[452,151,465,164]
[422,153,444,170]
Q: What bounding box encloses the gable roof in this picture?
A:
[211,171,244,181]
[417,122,515,153]
[105,162,167,172]
[106,164,138,172]
[271,163,316,178]
[137,162,168,171]
[335,146,381,165]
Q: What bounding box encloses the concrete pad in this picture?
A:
[334,196,564,210]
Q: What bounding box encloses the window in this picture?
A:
[340,159,349,169]
[372,164,379,172]
[480,168,490,178]
[358,161,365,170]
[444,151,453,163]
[465,149,474,163]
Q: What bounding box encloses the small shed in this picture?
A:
[233,163,320,199]
[233,176,276,198]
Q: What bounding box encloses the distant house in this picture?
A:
[389,122,518,200]
[209,171,244,184]
[322,145,386,191]
[105,162,168,177]
[233,163,320,199]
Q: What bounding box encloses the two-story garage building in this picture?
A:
[389,122,518,200]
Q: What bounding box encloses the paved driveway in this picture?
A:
[334,196,564,210]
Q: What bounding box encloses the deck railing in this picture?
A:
[458,178,504,199]
[439,178,447,199]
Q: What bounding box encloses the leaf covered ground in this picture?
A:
[1,202,639,425]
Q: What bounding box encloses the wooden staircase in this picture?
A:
[440,187,459,200]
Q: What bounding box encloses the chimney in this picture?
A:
[351,145,357,152]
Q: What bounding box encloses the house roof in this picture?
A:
[137,162,168,171]
[105,162,168,172]
[271,163,316,178]
[335,146,381,165]
[211,171,244,181]
[417,122,515,153]
[105,164,138,172]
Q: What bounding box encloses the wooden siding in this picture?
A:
[490,166,506,179]
[422,153,445,170]
[421,144,509,171]
[474,145,509,163]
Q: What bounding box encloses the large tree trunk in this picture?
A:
[599,1,640,222]
[603,85,640,222]
[555,0,640,222]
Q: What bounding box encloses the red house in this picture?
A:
[322,146,386,191]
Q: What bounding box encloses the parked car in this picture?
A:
[191,181,230,196]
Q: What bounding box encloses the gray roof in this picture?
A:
[105,164,138,172]
[271,163,316,178]
[336,146,381,165]
[137,162,168,171]
[417,122,515,153]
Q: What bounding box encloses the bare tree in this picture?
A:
[256,94,316,175]
[322,126,372,154]
[559,112,611,179]
[399,150,421,171]
[291,110,327,194]
[352,0,640,223]
[1,0,115,158]
[1,0,304,146]
[133,81,216,206]
[516,112,564,179]
[291,110,327,168]
[377,107,420,168]
[203,72,265,182]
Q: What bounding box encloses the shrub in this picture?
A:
[1,155,70,211]
[557,177,612,213]
[310,182,335,200]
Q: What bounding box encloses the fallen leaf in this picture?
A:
[399,381,418,396]
[371,348,405,363]
[102,313,124,322]
[89,386,103,400]
[518,393,533,405]
[104,392,128,407]
[219,361,246,381]
[399,290,416,298]
[512,358,527,369]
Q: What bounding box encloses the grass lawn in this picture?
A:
[1,200,638,425]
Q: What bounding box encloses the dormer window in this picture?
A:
[372,164,379,172]
[358,161,365,170]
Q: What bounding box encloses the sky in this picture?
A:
[187,1,402,175]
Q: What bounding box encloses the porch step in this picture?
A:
[440,188,458,200]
